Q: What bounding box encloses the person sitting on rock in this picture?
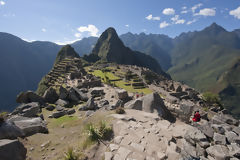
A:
[192,111,201,122]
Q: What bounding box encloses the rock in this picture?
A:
[177,100,195,123]
[68,88,80,102]
[232,127,240,135]
[67,109,75,115]
[56,105,65,111]
[142,92,175,122]
[212,124,226,135]
[157,152,167,160]
[43,87,59,103]
[45,104,55,111]
[130,142,145,152]
[41,140,51,148]
[105,152,113,160]
[184,127,210,148]
[170,92,188,98]
[79,98,97,111]
[85,110,94,117]
[115,147,132,160]
[182,140,197,158]
[116,89,129,100]
[213,133,226,145]
[228,143,240,159]
[59,86,68,100]
[11,102,40,117]
[72,87,88,102]
[114,136,124,144]
[115,99,124,108]
[16,91,44,104]
[51,111,66,118]
[197,122,214,138]
[98,100,109,108]
[91,88,105,97]
[0,139,27,160]
[206,145,230,160]
[109,144,119,151]
[13,117,48,136]
[124,98,143,110]
[55,99,69,107]
[176,85,182,92]
[212,114,239,126]
[0,121,24,139]
[225,131,239,144]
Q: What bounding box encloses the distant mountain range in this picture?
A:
[0,23,240,117]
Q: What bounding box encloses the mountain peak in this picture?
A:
[55,45,79,64]
[203,22,226,34]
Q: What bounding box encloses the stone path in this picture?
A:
[106,109,193,160]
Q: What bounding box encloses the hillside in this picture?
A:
[0,32,61,111]
[87,27,170,78]
[120,32,173,71]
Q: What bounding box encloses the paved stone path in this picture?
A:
[106,109,193,160]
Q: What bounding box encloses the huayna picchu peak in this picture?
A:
[86,27,171,79]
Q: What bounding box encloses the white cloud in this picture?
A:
[125,24,129,27]
[0,1,5,6]
[3,13,15,17]
[181,10,188,14]
[171,15,185,24]
[182,6,187,10]
[55,39,81,45]
[145,14,160,20]
[162,8,175,15]
[195,8,216,16]
[22,38,35,42]
[229,6,240,19]
[187,19,197,25]
[41,28,46,32]
[191,3,203,13]
[74,33,81,38]
[159,21,170,28]
[77,24,99,37]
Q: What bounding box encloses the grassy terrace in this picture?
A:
[85,66,152,95]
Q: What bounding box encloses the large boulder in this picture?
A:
[142,92,175,122]
[11,102,41,117]
[184,127,210,148]
[91,88,105,98]
[115,89,129,101]
[16,91,45,104]
[0,139,27,160]
[79,97,97,111]
[13,117,48,137]
[51,111,66,118]
[0,121,24,139]
[59,86,68,100]
[55,99,69,107]
[43,87,59,103]
[212,114,239,126]
[196,122,214,138]
[72,87,88,101]
[175,100,195,123]
[206,145,230,160]
[124,98,143,110]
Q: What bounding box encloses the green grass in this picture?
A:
[90,69,152,95]
[51,115,78,126]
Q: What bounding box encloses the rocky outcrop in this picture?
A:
[11,102,41,117]
[0,139,27,160]
[124,92,175,122]
[43,87,59,103]
[13,117,48,137]
[0,121,24,139]
[16,91,45,104]
[79,97,98,111]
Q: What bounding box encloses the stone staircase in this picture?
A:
[45,58,82,87]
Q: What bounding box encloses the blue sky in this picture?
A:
[0,0,240,44]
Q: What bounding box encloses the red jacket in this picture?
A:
[192,112,201,122]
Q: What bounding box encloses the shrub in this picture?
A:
[64,147,79,160]
[85,121,113,143]
[115,107,125,114]
[0,112,8,124]
[202,92,220,104]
